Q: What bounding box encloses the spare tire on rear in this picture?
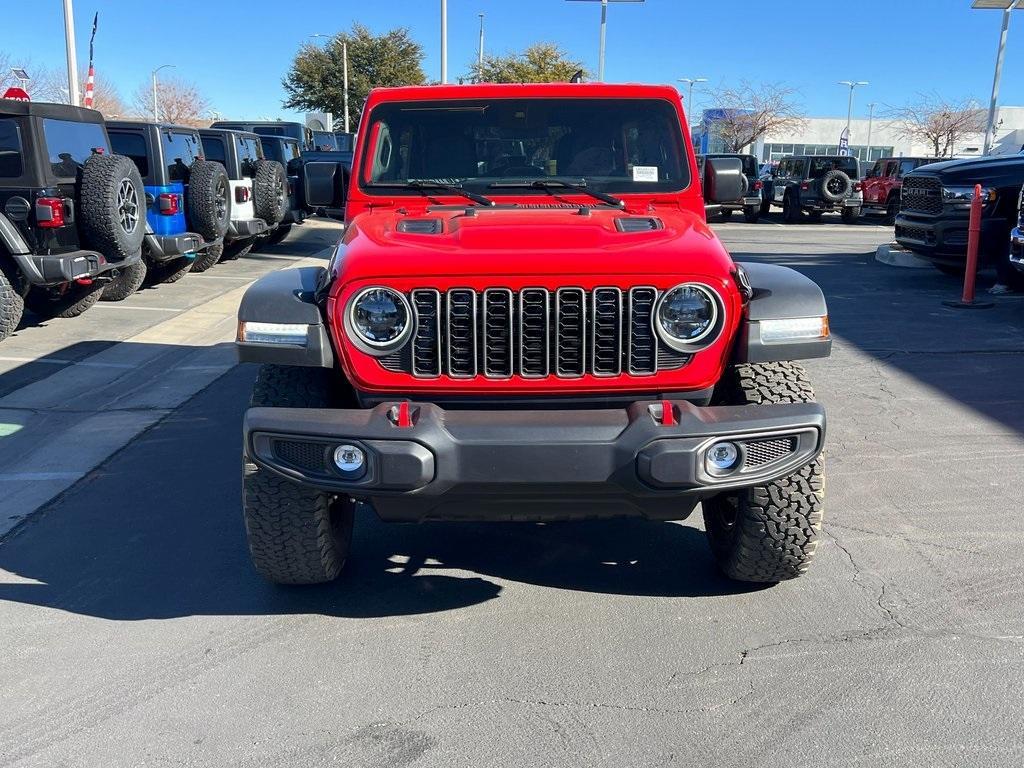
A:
[80,154,146,259]
[188,159,230,241]
[819,170,852,203]
[252,160,287,227]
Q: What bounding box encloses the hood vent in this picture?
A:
[397,218,443,234]
[615,217,663,233]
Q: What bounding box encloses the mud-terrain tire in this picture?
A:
[743,205,760,223]
[266,223,292,245]
[147,256,192,285]
[884,195,899,226]
[0,264,25,341]
[253,160,287,227]
[222,239,253,261]
[80,154,146,259]
[702,361,824,583]
[841,206,861,224]
[820,169,852,203]
[187,160,230,241]
[782,193,801,224]
[24,282,103,319]
[100,256,146,301]
[243,365,355,584]
[719,209,733,222]
[190,244,223,273]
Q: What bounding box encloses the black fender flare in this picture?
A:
[732,261,831,363]
[236,266,334,368]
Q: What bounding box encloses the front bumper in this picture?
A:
[245,399,825,522]
[20,247,141,287]
[228,218,269,239]
[895,213,1008,264]
[1010,226,1024,272]
[144,231,204,262]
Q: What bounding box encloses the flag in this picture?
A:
[83,13,98,108]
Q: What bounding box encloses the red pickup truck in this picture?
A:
[861,156,938,224]
[234,82,832,588]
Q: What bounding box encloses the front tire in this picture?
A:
[782,194,801,224]
[841,206,861,224]
[743,205,760,223]
[884,196,899,226]
[242,365,355,585]
[100,257,147,301]
[702,362,824,583]
[718,209,733,222]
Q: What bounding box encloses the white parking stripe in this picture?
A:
[90,304,183,312]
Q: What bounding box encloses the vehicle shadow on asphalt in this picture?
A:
[0,363,761,622]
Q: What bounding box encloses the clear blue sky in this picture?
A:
[3,0,1022,122]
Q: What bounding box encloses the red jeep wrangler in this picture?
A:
[861,156,938,224]
[235,84,831,586]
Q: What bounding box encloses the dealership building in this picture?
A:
[693,106,1024,165]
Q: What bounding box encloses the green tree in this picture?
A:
[471,43,586,84]
[282,24,426,127]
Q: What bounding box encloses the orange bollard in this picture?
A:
[943,183,994,309]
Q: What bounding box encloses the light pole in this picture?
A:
[838,80,869,131]
[62,0,80,105]
[477,13,485,80]
[865,102,876,162]
[151,64,175,122]
[566,0,645,82]
[677,77,707,124]
[441,0,448,84]
[972,0,1022,154]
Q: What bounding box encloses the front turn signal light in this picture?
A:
[759,316,829,344]
[237,321,310,346]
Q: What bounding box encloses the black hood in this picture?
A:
[907,154,1024,186]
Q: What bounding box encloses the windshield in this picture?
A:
[360,98,688,196]
[42,119,110,179]
[808,156,859,179]
[311,131,339,151]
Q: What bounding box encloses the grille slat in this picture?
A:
[405,286,680,380]
[900,176,942,216]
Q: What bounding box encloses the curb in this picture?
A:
[875,243,932,269]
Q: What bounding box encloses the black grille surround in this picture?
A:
[900,175,943,216]
[391,286,693,380]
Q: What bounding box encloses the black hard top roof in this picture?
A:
[0,99,105,123]
[106,119,200,133]
[212,120,305,129]
[198,126,261,140]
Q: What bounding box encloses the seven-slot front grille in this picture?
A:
[900,176,943,216]
[398,287,687,379]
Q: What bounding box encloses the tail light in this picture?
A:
[36,197,66,228]
[753,180,763,191]
[158,193,180,215]
[800,181,810,191]
[853,181,862,192]
[235,186,251,203]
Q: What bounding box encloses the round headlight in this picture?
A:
[655,283,720,348]
[348,287,412,351]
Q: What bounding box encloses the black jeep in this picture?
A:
[0,101,145,338]
[763,155,863,224]
[699,153,763,222]
[197,128,286,267]
[252,135,306,248]
[106,120,230,289]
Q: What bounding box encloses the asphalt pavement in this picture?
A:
[1,213,1023,767]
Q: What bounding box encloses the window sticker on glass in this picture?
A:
[632,165,658,182]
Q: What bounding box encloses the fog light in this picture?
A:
[706,442,739,473]
[333,444,365,476]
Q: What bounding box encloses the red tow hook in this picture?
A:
[660,399,676,427]
[389,400,413,428]
[75,277,93,286]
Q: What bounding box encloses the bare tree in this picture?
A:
[0,54,68,102]
[886,94,986,157]
[79,67,127,118]
[707,81,806,152]
[132,76,211,127]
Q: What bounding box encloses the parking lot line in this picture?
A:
[89,305,183,312]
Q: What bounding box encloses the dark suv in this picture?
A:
[107,120,230,289]
[764,155,863,224]
[0,101,145,338]
[700,153,763,222]
[253,135,306,247]
[895,155,1024,288]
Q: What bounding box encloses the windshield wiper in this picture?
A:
[367,181,494,207]
[488,179,625,209]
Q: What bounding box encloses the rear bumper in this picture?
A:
[228,218,269,239]
[802,195,862,212]
[1010,226,1024,272]
[720,196,763,211]
[895,213,1008,264]
[145,232,204,262]
[19,247,140,287]
[244,399,825,522]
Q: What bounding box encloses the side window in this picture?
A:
[791,159,805,179]
[867,160,883,178]
[202,136,227,165]
[898,159,918,178]
[162,131,201,182]
[0,118,24,178]
[371,123,395,181]
[41,119,110,178]
[236,137,260,177]
[109,131,150,178]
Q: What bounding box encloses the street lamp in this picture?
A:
[477,13,485,80]
[678,77,707,123]
[838,80,869,131]
[971,0,1023,154]
[151,64,175,122]
[62,0,80,105]
[441,0,448,83]
[865,102,876,162]
[565,0,645,82]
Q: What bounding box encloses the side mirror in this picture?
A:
[703,156,744,203]
[303,160,348,209]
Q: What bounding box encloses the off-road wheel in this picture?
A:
[0,265,25,341]
[253,160,287,228]
[702,361,824,583]
[782,193,801,224]
[243,364,355,585]
[80,154,146,259]
[187,160,231,241]
[884,195,899,226]
[221,239,254,261]
[24,282,103,319]
[743,205,760,223]
[719,209,733,222]
[147,256,192,285]
[190,244,223,273]
[841,206,861,225]
[100,256,146,301]
[820,169,852,203]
